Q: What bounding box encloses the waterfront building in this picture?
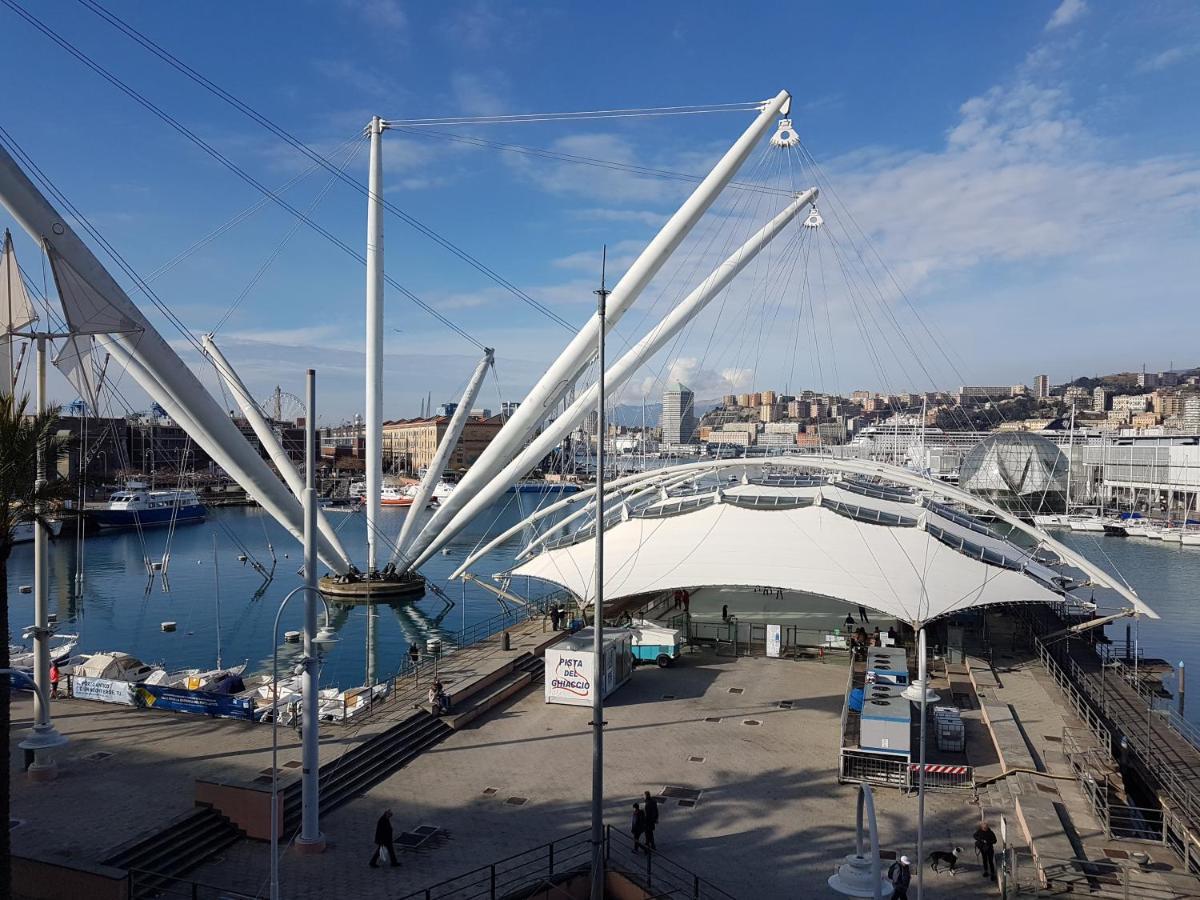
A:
[382,414,504,474]
[957,385,1017,404]
[661,382,697,446]
[1034,374,1050,399]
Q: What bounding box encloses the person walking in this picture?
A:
[643,791,659,850]
[49,662,60,699]
[369,809,401,868]
[631,802,646,853]
[549,605,561,631]
[974,820,998,879]
[887,855,911,899]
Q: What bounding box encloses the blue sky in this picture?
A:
[2,0,1198,421]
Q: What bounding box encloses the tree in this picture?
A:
[1,392,72,897]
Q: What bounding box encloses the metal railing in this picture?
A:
[838,749,974,792]
[396,826,738,900]
[1009,849,1200,898]
[128,869,258,900]
[605,825,739,899]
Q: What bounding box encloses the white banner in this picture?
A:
[72,676,136,706]
[766,624,782,658]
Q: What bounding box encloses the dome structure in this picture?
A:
[959,433,1068,513]
[454,457,1153,626]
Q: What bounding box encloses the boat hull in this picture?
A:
[91,504,207,529]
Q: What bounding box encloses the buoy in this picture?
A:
[18,585,31,594]
[284,630,301,643]
[161,621,177,632]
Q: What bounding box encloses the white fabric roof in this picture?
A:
[511,498,1150,624]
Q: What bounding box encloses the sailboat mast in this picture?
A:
[364,116,385,573]
[1066,401,1076,513]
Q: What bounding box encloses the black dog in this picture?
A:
[926,847,962,874]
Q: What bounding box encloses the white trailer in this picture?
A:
[544,627,633,707]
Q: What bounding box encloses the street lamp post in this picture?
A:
[0,670,69,760]
[269,585,338,900]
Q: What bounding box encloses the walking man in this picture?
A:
[631,802,646,853]
[49,662,60,699]
[974,820,998,879]
[643,791,659,850]
[369,809,401,868]
[887,855,912,899]
[549,605,561,631]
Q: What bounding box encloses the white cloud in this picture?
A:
[450,71,510,117]
[349,0,407,32]
[1137,45,1198,73]
[1045,0,1086,31]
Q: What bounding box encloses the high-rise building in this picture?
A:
[722,394,737,408]
[761,390,777,406]
[1092,386,1112,412]
[661,382,696,446]
[737,393,753,408]
[1034,374,1049,399]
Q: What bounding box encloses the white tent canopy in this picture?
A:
[499,458,1157,625]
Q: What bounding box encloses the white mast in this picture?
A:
[1066,401,1076,514]
[202,333,353,568]
[402,92,795,570]
[0,141,352,575]
[391,347,494,565]
[365,115,385,573]
[408,188,817,570]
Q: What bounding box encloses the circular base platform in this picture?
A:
[318,572,426,603]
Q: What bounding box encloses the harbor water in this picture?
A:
[4,493,570,690]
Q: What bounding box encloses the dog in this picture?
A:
[926,847,962,874]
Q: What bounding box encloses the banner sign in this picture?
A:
[72,676,136,706]
[134,685,255,720]
[766,624,782,658]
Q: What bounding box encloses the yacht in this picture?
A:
[92,487,206,529]
[401,480,456,501]
[1066,514,1107,533]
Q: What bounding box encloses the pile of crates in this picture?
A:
[933,705,965,753]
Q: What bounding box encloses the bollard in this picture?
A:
[502,631,511,652]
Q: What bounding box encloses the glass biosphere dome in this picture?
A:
[959,432,1069,512]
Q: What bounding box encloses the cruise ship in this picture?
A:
[91,487,207,529]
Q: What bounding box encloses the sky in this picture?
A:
[1,0,1198,423]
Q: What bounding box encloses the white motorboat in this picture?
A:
[318,683,389,722]
[62,651,167,683]
[1067,515,1107,533]
[1032,514,1068,528]
[402,480,456,501]
[165,661,248,691]
[8,633,79,669]
[1181,529,1200,546]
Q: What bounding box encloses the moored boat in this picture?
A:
[91,487,206,529]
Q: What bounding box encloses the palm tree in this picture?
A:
[1,391,73,895]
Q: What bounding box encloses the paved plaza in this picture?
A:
[189,649,993,898]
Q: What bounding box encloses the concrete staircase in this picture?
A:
[102,806,243,899]
[282,710,453,832]
[445,652,545,730]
